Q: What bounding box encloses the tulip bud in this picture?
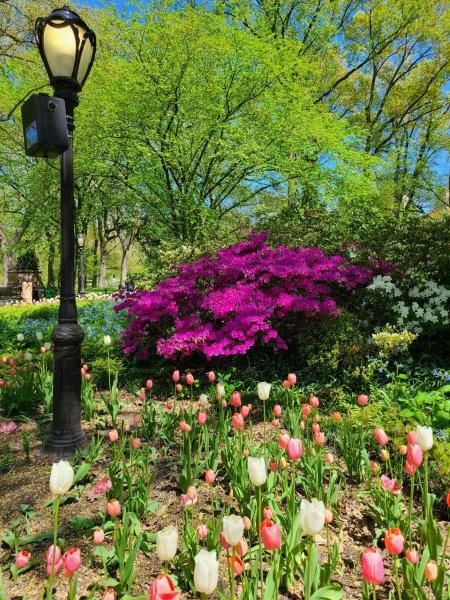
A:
[194,549,219,594]
[15,550,31,569]
[131,437,141,449]
[223,515,244,547]
[380,449,390,461]
[248,457,267,486]
[287,373,296,385]
[399,445,407,455]
[357,394,369,406]
[172,370,180,383]
[156,525,178,562]
[103,589,115,600]
[257,382,271,401]
[405,548,419,564]
[50,461,74,496]
[205,469,215,484]
[207,371,216,382]
[309,395,319,408]
[361,548,384,585]
[107,499,121,517]
[260,520,281,550]
[62,547,81,574]
[146,379,153,390]
[175,383,183,393]
[424,560,438,581]
[103,335,111,346]
[186,373,194,385]
[300,498,325,536]
[216,383,225,398]
[197,524,208,540]
[108,429,119,442]
[243,516,252,530]
[415,426,433,451]
[93,528,105,544]
[187,486,197,500]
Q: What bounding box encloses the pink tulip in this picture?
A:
[146,379,153,389]
[133,414,141,426]
[240,405,250,418]
[374,428,389,446]
[205,469,215,484]
[207,371,216,382]
[62,547,81,574]
[94,477,112,495]
[165,402,173,412]
[312,422,320,434]
[357,394,369,406]
[243,516,252,530]
[231,413,245,430]
[220,531,231,549]
[186,373,194,386]
[180,493,197,506]
[287,438,303,461]
[406,431,418,444]
[282,380,291,389]
[197,524,208,540]
[384,528,404,555]
[302,404,311,419]
[405,461,416,475]
[287,373,296,385]
[172,370,180,383]
[46,558,63,576]
[260,520,281,550]
[131,437,141,449]
[405,548,419,564]
[107,499,121,517]
[406,443,422,468]
[271,418,280,428]
[231,391,242,407]
[93,528,105,544]
[15,550,31,569]
[197,412,207,425]
[187,485,197,500]
[108,429,119,442]
[425,560,438,582]
[263,506,273,520]
[314,431,325,445]
[325,509,333,524]
[361,548,384,585]
[179,421,191,433]
[150,573,180,600]
[323,453,334,464]
[309,395,319,408]
[399,445,407,455]
[331,411,341,421]
[235,537,248,556]
[273,405,282,417]
[380,475,402,495]
[103,589,115,600]
[222,399,228,407]
[278,433,290,449]
[300,420,305,430]
[175,383,183,393]
[228,554,244,576]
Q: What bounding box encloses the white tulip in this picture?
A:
[36,331,43,341]
[216,383,225,398]
[300,498,325,536]
[194,549,219,594]
[17,333,24,342]
[416,426,433,451]
[199,393,209,407]
[257,382,271,401]
[223,514,244,547]
[156,525,178,562]
[44,342,51,351]
[247,456,267,487]
[103,335,111,346]
[49,461,74,496]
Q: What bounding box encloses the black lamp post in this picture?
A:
[35,6,96,457]
[77,232,86,297]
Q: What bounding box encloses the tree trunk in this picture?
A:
[92,235,99,288]
[47,242,55,287]
[99,240,108,288]
[2,252,16,287]
[119,246,130,288]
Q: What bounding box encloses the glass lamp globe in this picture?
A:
[35,6,96,89]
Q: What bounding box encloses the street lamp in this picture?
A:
[35,6,96,457]
[77,232,85,297]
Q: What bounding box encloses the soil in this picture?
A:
[0,392,448,600]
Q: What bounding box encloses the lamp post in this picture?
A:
[35,6,96,457]
[77,232,85,297]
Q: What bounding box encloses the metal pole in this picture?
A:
[47,96,86,458]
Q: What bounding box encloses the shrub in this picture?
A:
[116,232,372,360]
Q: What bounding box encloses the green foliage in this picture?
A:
[16,250,39,272]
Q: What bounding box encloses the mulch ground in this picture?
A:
[0,392,448,599]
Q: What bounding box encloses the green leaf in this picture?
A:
[73,461,91,484]
[310,584,343,599]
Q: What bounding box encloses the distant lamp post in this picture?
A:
[35,6,96,457]
[77,232,85,297]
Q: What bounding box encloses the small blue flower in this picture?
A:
[432,369,441,378]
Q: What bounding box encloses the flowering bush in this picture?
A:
[116,232,371,360]
[367,275,450,332]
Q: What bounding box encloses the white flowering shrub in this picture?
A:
[367,275,450,333]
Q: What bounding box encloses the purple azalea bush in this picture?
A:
[116,232,372,360]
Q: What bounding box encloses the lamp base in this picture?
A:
[46,429,88,459]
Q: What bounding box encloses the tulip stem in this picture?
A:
[262,399,266,451]
[257,485,264,599]
[46,495,60,600]
[393,557,402,600]
[372,585,377,600]
[107,347,111,394]
[408,472,415,541]
[423,452,429,519]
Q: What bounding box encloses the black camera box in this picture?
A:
[21,94,69,158]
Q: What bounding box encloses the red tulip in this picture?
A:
[207,371,216,381]
[260,519,281,550]
[228,554,244,576]
[361,548,384,585]
[313,431,325,445]
[405,461,416,475]
[332,411,341,422]
[282,379,291,389]
[384,528,404,555]
[302,404,311,419]
[231,391,242,407]
[278,433,290,449]
[446,489,450,507]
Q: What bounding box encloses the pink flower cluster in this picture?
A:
[116,232,371,360]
